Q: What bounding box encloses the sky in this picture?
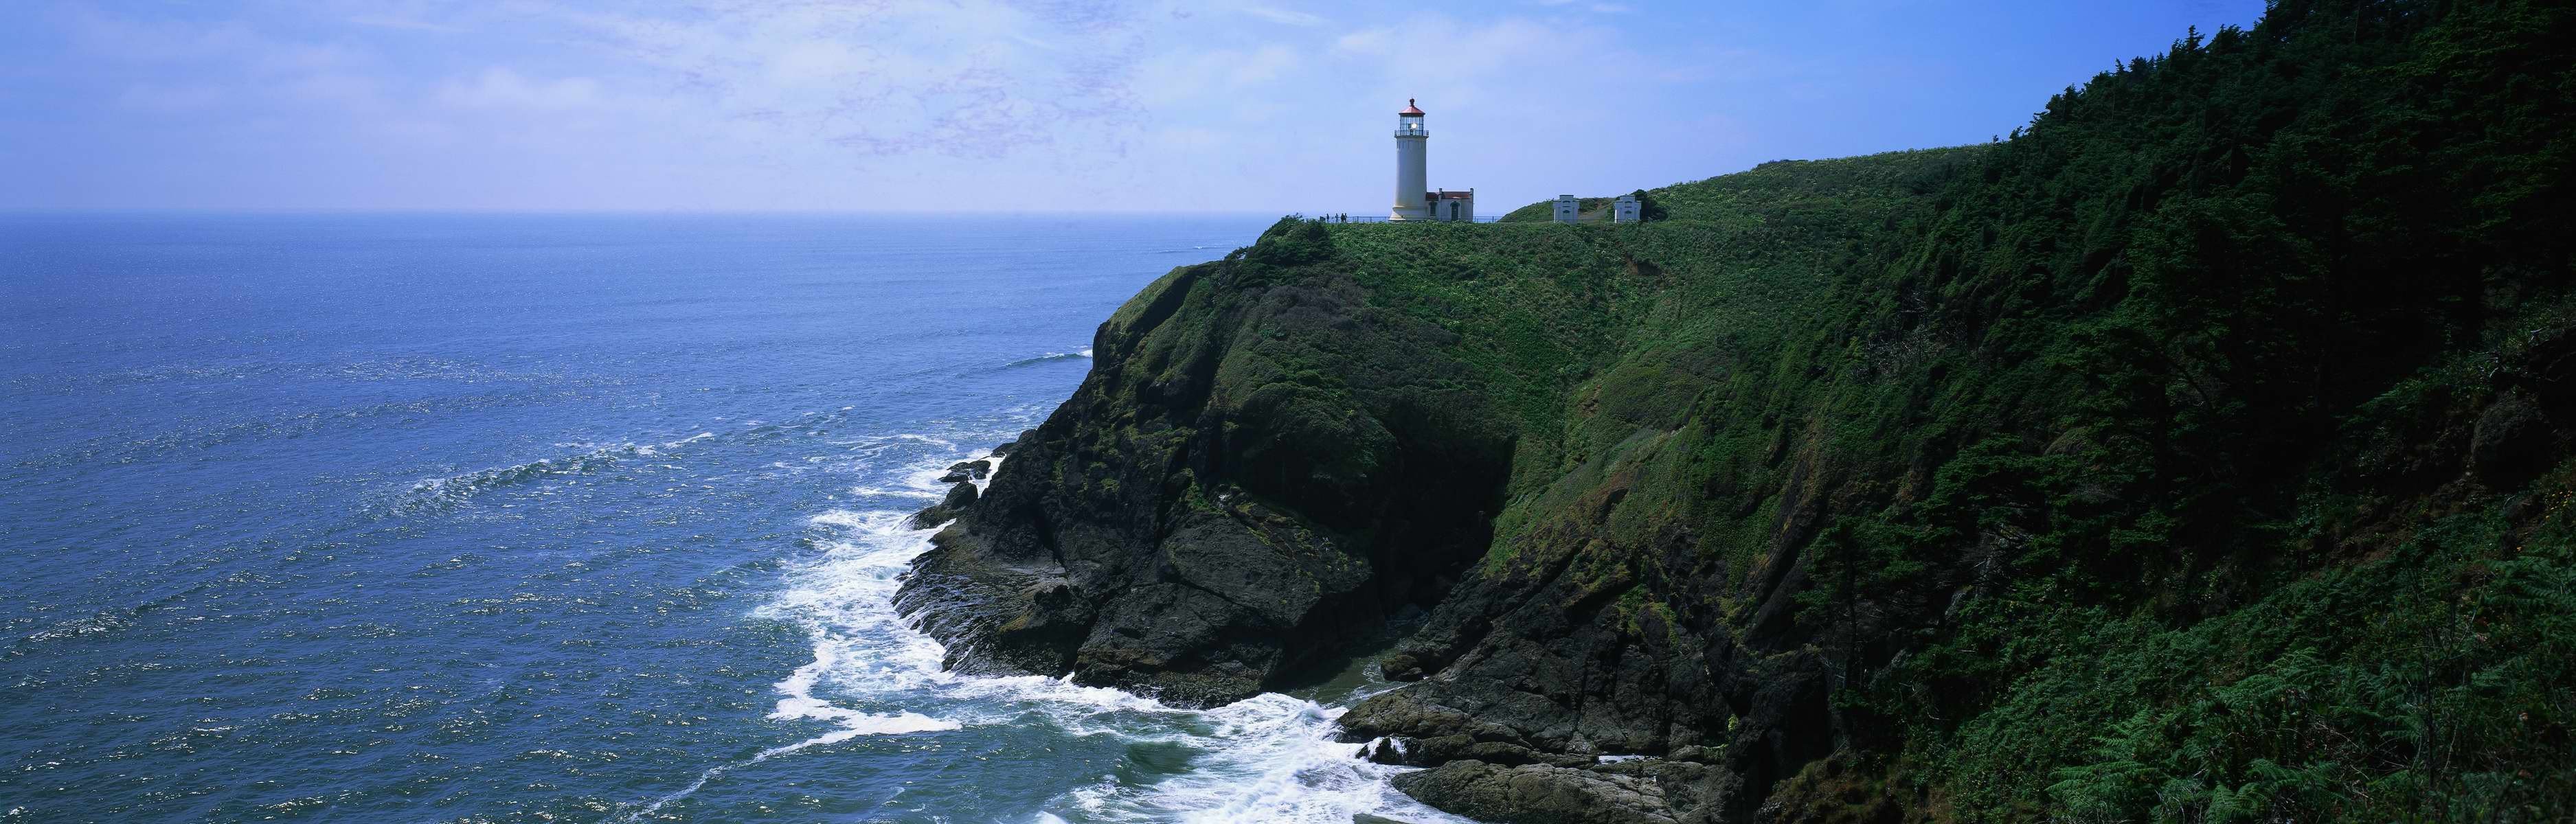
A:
[0,0,2266,214]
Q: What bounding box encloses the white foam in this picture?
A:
[839,433,955,450]
[1087,694,1469,824]
[975,451,1007,492]
[1004,347,1096,367]
[884,447,1006,506]
[768,635,962,737]
[844,485,941,501]
[634,443,1460,822]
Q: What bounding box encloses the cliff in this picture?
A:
[898,1,2576,820]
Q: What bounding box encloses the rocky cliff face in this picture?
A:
[899,2,2576,821]
[894,224,1518,705]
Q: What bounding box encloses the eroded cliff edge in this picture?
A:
[899,3,2576,821]
[892,223,1519,705]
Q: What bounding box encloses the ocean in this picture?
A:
[0,214,1469,823]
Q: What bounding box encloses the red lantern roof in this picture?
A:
[1399,98,1425,115]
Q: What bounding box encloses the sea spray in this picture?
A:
[705,450,1471,823]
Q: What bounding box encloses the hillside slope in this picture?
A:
[900,1,2576,821]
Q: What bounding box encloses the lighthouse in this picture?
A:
[1390,100,1430,221]
[1388,99,1473,222]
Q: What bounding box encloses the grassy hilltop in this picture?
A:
[905,1,2576,820]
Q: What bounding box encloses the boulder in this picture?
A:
[1389,760,1681,824]
[1381,735,1594,768]
[907,481,980,529]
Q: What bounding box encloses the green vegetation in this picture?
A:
[936,0,2571,816]
[1288,0,2575,817]
[1498,150,1984,227]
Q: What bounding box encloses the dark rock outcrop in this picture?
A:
[1389,759,1721,824]
[937,459,994,484]
[894,229,1515,705]
[907,481,979,529]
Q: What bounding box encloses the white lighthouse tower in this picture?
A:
[1390,99,1430,221]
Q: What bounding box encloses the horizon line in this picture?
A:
[0,207,1325,217]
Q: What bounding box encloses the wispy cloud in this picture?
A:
[1132,43,1299,106]
[1236,5,1329,27]
[346,15,466,33]
[1528,0,1631,12]
[537,0,1150,160]
[433,67,609,111]
[115,82,229,113]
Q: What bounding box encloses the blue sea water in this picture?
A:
[0,214,1470,824]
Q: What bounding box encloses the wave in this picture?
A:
[9,354,580,394]
[10,580,212,655]
[15,389,580,474]
[1002,348,1096,369]
[622,444,1466,823]
[385,431,714,516]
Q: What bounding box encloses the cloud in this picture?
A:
[345,15,466,33]
[115,82,229,113]
[434,68,608,111]
[536,0,1151,160]
[1333,27,1394,56]
[280,71,387,108]
[57,8,260,63]
[1528,0,1631,12]
[1131,43,1299,106]
[1235,5,1328,27]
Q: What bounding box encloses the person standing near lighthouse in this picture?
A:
[1390,99,1430,221]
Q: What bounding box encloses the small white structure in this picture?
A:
[1612,194,1641,224]
[1390,99,1478,222]
[1428,189,1476,222]
[1552,195,1580,225]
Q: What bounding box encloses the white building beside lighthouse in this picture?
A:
[1390,99,1474,222]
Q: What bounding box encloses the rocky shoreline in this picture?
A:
[891,255,1513,708]
[885,246,1788,821]
[898,434,1733,824]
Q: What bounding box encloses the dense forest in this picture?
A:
[901,0,2575,820]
